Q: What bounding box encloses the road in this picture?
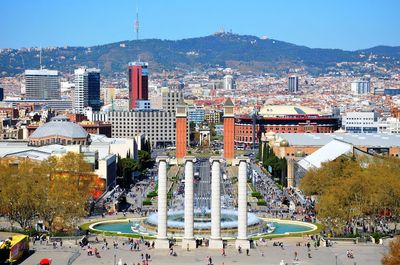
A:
[194,159,211,210]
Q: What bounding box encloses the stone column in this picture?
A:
[234,156,250,250]
[155,156,169,249]
[182,156,196,249]
[287,158,294,188]
[209,157,223,249]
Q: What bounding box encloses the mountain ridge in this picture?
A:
[1,33,399,77]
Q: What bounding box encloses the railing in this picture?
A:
[66,251,80,265]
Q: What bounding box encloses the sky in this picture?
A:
[1,0,399,50]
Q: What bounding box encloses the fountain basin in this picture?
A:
[89,210,317,238]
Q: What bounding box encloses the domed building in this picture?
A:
[29,116,90,146]
[235,105,339,146]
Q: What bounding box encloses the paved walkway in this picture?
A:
[18,237,386,265]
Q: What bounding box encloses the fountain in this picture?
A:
[89,156,317,242]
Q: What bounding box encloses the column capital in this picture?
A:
[184,156,196,163]
[156,156,169,163]
[234,156,250,165]
[209,156,224,164]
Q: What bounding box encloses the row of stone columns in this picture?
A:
[155,156,249,249]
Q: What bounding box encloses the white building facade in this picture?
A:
[342,111,380,133]
[351,80,370,94]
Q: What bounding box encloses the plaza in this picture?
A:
[18,236,387,265]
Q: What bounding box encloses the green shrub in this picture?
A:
[257,200,267,206]
[142,199,152,206]
[147,191,158,198]
[251,192,262,199]
[371,232,385,243]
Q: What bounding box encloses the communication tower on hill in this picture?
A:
[134,6,140,40]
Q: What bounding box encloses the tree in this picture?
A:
[382,237,400,265]
[0,153,98,233]
[300,156,400,235]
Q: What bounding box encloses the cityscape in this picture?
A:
[0,1,400,265]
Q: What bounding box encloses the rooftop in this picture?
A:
[24,69,58,76]
[30,117,88,139]
[277,133,400,147]
[260,105,323,117]
[297,140,354,171]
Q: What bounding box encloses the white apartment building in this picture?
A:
[288,76,299,93]
[108,110,179,148]
[223,75,235,90]
[351,80,370,94]
[89,90,187,147]
[342,111,380,133]
[162,90,183,112]
[379,117,400,134]
[74,68,89,113]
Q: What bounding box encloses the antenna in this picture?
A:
[134,3,139,40]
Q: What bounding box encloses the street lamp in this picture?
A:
[114,251,116,265]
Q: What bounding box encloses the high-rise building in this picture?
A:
[288,76,299,93]
[0,86,3,101]
[25,69,60,100]
[87,69,101,111]
[223,75,235,90]
[74,68,101,113]
[351,80,370,94]
[128,62,148,110]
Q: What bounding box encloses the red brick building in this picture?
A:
[235,105,339,146]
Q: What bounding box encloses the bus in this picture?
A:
[0,234,29,264]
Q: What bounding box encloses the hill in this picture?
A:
[1,33,400,77]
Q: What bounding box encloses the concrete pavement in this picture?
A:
[18,237,386,265]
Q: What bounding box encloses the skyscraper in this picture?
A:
[25,69,60,100]
[87,69,101,111]
[288,76,299,93]
[128,62,148,110]
[74,68,101,113]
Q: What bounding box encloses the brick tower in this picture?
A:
[176,98,187,164]
[223,98,235,164]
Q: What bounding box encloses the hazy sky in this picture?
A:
[1,0,399,50]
